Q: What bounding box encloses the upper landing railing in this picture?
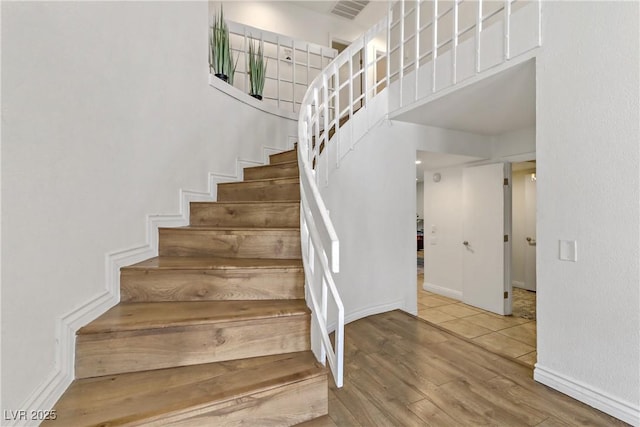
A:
[224,20,337,114]
[297,0,542,388]
[387,0,542,110]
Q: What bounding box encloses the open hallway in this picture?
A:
[417,250,537,367]
[301,311,627,427]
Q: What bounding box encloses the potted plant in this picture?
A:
[227,54,238,85]
[209,7,234,82]
[247,37,267,100]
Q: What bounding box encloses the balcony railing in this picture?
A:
[220,20,338,114]
[388,0,542,109]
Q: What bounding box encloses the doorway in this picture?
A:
[415,155,537,367]
[409,60,537,365]
[511,161,537,321]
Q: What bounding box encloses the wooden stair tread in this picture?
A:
[269,149,297,165]
[125,256,303,270]
[162,226,300,231]
[79,300,309,334]
[250,160,297,168]
[190,201,300,228]
[190,200,299,205]
[217,176,300,202]
[224,176,299,184]
[245,161,298,176]
[47,351,326,427]
[159,227,302,259]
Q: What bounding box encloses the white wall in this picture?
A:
[493,126,536,160]
[534,2,639,423]
[414,124,493,158]
[322,121,417,323]
[422,167,464,299]
[1,1,295,418]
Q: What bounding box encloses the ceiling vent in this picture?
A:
[330,0,370,20]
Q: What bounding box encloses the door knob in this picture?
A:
[463,241,469,246]
[526,237,532,242]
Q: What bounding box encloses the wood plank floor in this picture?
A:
[318,310,628,427]
[416,249,538,367]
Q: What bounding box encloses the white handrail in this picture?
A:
[296,0,541,388]
[297,14,389,388]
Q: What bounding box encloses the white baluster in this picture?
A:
[415,0,421,101]
[452,0,459,85]
[476,0,483,73]
[432,0,438,93]
[399,0,405,106]
[504,0,511,60]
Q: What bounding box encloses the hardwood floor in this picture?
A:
[416,250,538,367]
[322,310,628,426]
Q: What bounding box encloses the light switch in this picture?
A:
[430,237,438,245]
[431,225,437,234]
[559,240,577,262]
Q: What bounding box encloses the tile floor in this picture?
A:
[416,252,537,367]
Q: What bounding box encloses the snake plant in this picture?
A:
[248,36,267,98]
[209,7,234,82]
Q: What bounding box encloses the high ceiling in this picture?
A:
[288,1,337,15]
[290,1,389,29]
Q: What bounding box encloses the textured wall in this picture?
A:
[322,121,418,323]
[423,167,465,298]
[535,1,639,421]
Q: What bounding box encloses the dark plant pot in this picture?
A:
[215,73,228,83]
[250,94,263,101]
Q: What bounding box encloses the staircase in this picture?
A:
[44,148,328,426]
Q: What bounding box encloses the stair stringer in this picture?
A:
[11,143,295,427]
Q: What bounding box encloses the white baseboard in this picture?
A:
[512,280,525,287]
[326,299,406,333]
[13,145,283,427]
[423,282,462,301]
[534,365,640,426]
[287,135,297,151]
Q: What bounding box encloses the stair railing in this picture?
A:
[222,20,337,114]
[297,0,541,389]
[297,13,390,389]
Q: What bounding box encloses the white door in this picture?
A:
[523,172,537,291]
[462,163,512,315]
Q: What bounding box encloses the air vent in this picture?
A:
[331,0,370,20]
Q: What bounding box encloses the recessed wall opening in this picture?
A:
[405,59,537,365]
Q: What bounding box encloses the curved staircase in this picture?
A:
[44,148,328,426]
